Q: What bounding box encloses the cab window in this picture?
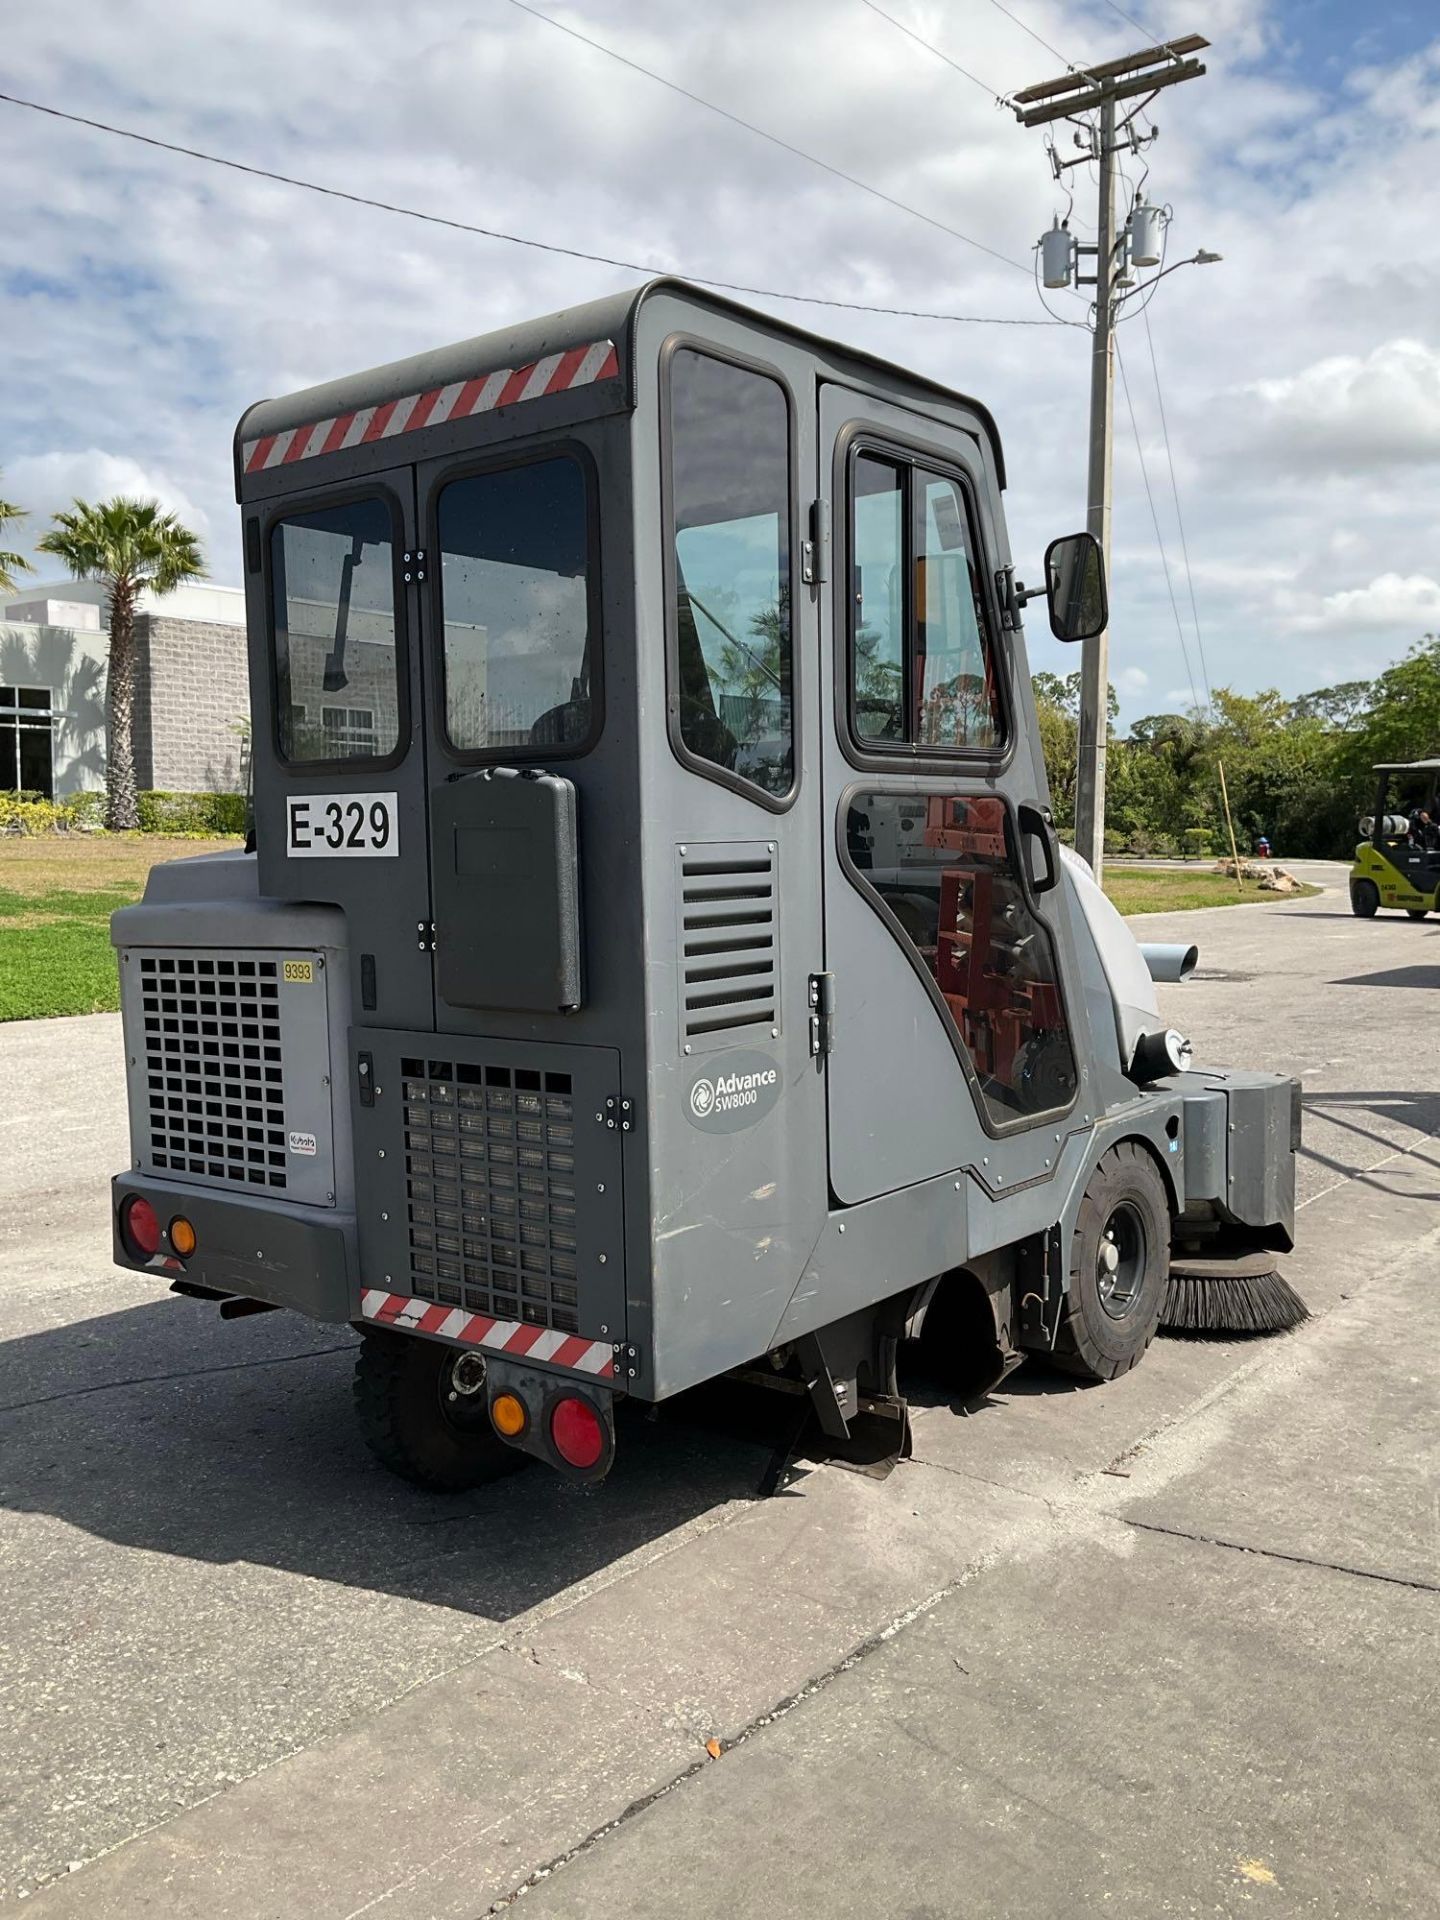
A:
[846,791,1076,1123]
[850,451,1002,755]
[271,497,401,763]
[437,455,595,754]
[668,348,793,800]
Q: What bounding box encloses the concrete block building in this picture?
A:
[0,580,251,799]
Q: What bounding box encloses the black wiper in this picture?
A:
[323,536,365,693]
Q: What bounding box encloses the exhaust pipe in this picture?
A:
[1139,942,1198,983]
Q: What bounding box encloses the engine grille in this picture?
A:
[679,844,778,1047]
[136,952,287,1189]
[402,1058,581,1333]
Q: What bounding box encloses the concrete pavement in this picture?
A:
[2,873,1436,1916]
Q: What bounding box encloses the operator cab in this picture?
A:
[1350,758,1440,919]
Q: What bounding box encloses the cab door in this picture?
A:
[817,384,1080,1204]
[252,468,433,1032]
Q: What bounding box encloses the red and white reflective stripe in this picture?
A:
[242,339,620,476]
[359,1287,616,1378]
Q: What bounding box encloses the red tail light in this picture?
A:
[550,1395,604,1470]
[122,1195,161,1259]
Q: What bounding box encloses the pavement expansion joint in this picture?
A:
[482,1564,984,1913]
[1121,1517,1440,1595]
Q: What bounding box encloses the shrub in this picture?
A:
[0,791,68,834]
[135,791,246,835]
[0,789,244,836]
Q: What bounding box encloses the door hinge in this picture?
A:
[802,498,829,585]
[402,548,428,585]
[808,971,836,1057]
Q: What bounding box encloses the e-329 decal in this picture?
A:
[286,792,398,857]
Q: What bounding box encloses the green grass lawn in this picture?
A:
[0,836,242,1021]
[1103,868,1321,915]
[0,836,1320,1022]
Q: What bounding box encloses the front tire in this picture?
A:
[353,1329,526,1490]
[1052,1143,1169,1382]
[1351,880,1380,918]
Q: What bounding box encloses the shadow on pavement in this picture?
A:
[1330,965,1440,989]
[0,1296,806,1623]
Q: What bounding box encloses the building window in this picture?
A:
[668,348,793,801]
[0,686,56,798]
[321,705,377,756]
[436,455,596,754]
[270,496,401,764]
[850,451,1003,756]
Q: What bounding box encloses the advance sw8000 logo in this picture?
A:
[684,1052,783,1134]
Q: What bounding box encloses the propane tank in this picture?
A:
[1128,197,1166,268]
[1040,219,1074,289]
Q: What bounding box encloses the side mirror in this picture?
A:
[1044,531,1107,643]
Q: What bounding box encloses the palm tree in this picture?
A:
[38,498,204,829]
[0,477,33,597]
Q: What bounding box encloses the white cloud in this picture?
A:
[1117,665,1150,691]
[1282,572,1440,635]
[1243,339,1440,471]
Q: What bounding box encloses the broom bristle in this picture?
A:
[1161,1266,1310,1336]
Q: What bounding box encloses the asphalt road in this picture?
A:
[1,865,1436,1917]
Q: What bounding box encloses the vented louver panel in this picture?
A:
[402,1059,583,1333]
[119,943,337,1206]
[679,844,778,1049]
[136,952,287,1189]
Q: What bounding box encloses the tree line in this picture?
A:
[1034,640,1440,860]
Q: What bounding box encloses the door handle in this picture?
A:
[1017,803,1060,894]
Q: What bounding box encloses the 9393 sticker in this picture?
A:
[286,792,398,858]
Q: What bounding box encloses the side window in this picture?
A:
[848,452,1003,755]
[846,791,1076,1122]
[853,455,905,743]
[437,456,595,754]
[271,497,400,764]
[668,348,793,799]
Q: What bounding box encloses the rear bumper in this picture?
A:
[112,1175,356,1323]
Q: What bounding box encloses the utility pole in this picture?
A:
[1013,36,1209,877]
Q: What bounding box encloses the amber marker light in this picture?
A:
[491,1392,527,1439]
[169,1217,198,1257]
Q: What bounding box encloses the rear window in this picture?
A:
[271,497,401,764]
[436,455,595,754]
[668,348,793,800]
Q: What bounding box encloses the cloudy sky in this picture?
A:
[3,0,1437,725]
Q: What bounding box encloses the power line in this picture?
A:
[1095,0,1169,47]
[857,0,1010,104]
[1142,306,1214,707]
[980,0,1091,74]
[0,90,1065,326]
[506,0,1030,275]
[1115,336,1203,716]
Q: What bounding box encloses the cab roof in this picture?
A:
[234,276,1006,494]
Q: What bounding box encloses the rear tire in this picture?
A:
[353,1329,527,1491]
[1052,1142,1169,1382]
[1351,880,1380,918]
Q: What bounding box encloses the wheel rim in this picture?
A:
[1096,1202,1147,1320]
[438,1348,492,1435]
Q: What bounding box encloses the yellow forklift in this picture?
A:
[1350,758,1440,917]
